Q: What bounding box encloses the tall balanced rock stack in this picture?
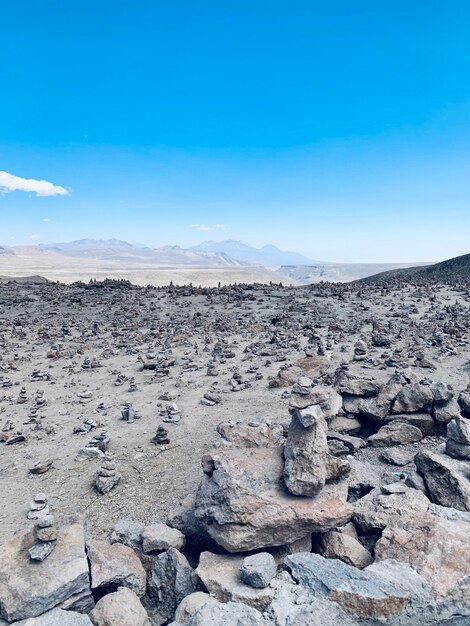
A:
[284,378,350,496]
[193,376,352,553]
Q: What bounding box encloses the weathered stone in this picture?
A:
[285,552,422,619]
[284,412,350,497]
[434,398,461,424]
[381,447,416,466]
[272,356,331,388]
[87,540,146,597]
[392,384,433,413]
[146,548,196,624]
[195,551,273,611]
[0,517,90,622]
[353,483,430,533]
[141,523,186,554]
[109,519,144,552]
[375,511,470,597]
[367,421,423,447]
[89,587,150,626]
[415,449,470,511]
[338,379,381,397]
[216,421,284,448]
[240,553,277,589]
[170,599,268,626]
[319,530,373,569]
[173,592,218,624]
[14,608,93,625]
[194,444,352,552]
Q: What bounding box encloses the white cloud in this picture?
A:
[28,234,39,240]
[190,223,225,231]
[0,170,70,197]
[42,218,51,222]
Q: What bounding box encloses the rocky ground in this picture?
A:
[0,277,470,625]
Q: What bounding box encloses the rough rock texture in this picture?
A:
[375,511,470,597]
[240,553,277,589]
[392,384,434,414]
[146,548,197,624]
[415,449,470,511]
[283,412,349,496]
[318,530,373,569]
[284,552,427,619]
[353,483,430,533]
[87,540,146,597]
[141,523,186,554]
[173,592,218,624]
[0,517,91,622]
[367,421,423,447]
[216,422,284,448]
[194,444,352,552]
[89,587,150,626]
[169,599,268,626]
[195,551,273,611]
[12,608,93,625]
[109,519,144,552]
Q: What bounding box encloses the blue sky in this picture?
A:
[1,1,470,262]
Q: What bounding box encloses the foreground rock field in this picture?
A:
[0,277,470,625]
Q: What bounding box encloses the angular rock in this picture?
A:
[170,599,268,626]
[353,483,430,533]
[173,592,218,624]
[0,517,90,622]
[195,551,273,611]
[284,412,350,497]
[14,608,93,625]
[375,511,470,597]
[146,548,196,624]
[367,421,423,447]
[240,553,277,589]
[318,530,373,569]
[392,383,433,413]
[415,449,470,511]
[285,552,423,619]
[87,540,146,597]
[141,523,186,554]
[194,444,352,552]
[216,421,284,448]
[109,519,144,552]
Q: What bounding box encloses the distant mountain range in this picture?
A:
[31,238,314,268]
[191,240,315,266]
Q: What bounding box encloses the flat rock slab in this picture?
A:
[285,552,421,619]
[194,445,352,552]
[0,517,90,622]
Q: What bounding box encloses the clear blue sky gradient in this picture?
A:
[1,1,470,261]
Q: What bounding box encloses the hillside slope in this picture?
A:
[357,253,470,284]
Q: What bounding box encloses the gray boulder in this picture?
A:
[240,553,277,589]
[415,450,470,511]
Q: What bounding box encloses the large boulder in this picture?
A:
[87,541,146,597]
[375,511,470,601]
[367,421,423,447]
[353,483,430,534]
[283,412,349,497]
[284,552,429,619]
[415,450,470,511]
[194,444,352,552]
[0,516,91,622]
[89,587,150,626]
[392,383,434,414]
[289,385,342,418]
